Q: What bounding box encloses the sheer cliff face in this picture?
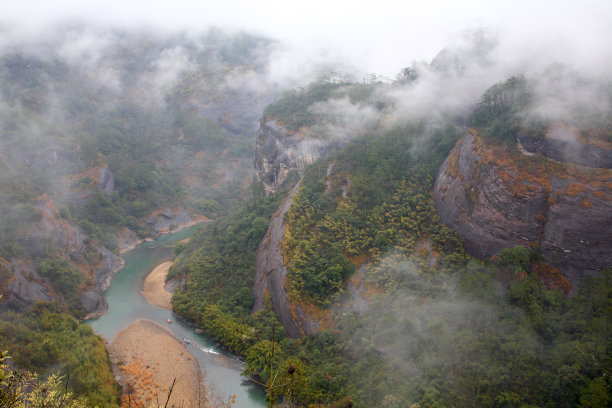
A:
[251,182,320,338]
[434,130,612,287]
[254,120,324,194]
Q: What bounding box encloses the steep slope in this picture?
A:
[254,78,383,194]
[0,28,276,316]
[254,120,324,194]
[171,67,612,407]
[434,129,612,287]
[251,182,320,337]
[1,195,123,317]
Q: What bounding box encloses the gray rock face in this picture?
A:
[80,289,107,315]
[98,166,115,195]
[4,197,124,317]
[165,275,187,294]
[434,131,612,288]
[254,120,327,194]
[3,264,53,312]
[540,176,612,284]
[434,133,546,258]
[252,183,319,338]
[85,244,124,318]
[118,228,141,253]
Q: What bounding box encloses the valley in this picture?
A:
[0,21,610,408]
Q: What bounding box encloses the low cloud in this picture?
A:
[309,96,381,140]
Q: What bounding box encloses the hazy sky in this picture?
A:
[3,0,611,77]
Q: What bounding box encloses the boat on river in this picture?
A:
[183,337,191,344]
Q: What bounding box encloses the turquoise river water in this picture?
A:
[86,226,266,407]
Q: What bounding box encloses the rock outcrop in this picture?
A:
[434,129,612,288]
[98,166,115,195]
[254,120,330,194]
[1,196,124,317]
[0,260,53,313]
[251,182,320,338]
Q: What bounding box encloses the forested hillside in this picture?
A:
[0,22,610,408]
[0,26,276,406]
[172,70,611,407]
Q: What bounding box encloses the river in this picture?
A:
[86,226,266,407]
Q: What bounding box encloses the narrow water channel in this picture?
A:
[86,226,266,407]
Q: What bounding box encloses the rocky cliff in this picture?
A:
[251,182,320,338]
[434,129,612,287]
[0,195,123,317]
[254,120,331,194]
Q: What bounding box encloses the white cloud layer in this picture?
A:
[2,0,610,77]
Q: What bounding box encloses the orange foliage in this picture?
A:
[534,262,572,294]
[446,149,461,178]
[348,251,368,267]
[118,357,163,405]
[498,170,513,183]
[468,131,612,216]
[288,298,334,333]
[565,183,587,197]
[511,182,528,198]
[580,198,593,209]
[577,126,612,149]
[592,190,609,200]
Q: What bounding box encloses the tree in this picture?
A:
[396,66,419,83]
[1,349,90,408]
[496,245,530,273]
[579,377,610,408]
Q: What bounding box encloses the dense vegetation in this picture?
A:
[283,122,466,305]
[0,28,274,257]
[172,72,611,407]
[39,257,87,317]
[469,67,612,144]
[262,75,381,132]
[0,27,275,405]
[332,261,611,407]
[169,119,464,405]
[170,190,289,355]
[0,302,120,406]
[1,25,610,407]
[468,74,532,142]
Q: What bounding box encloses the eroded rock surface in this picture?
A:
[254,120,329,194]
[251,183,319,338]
[434,130,612,288]
[1,196,123,317]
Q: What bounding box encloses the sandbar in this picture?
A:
[108,319,205,407]
[141,261,173,309]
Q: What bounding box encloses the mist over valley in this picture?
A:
[0,3,610,407]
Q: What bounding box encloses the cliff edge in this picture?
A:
[434,129,612,288]
[254,120,331,194]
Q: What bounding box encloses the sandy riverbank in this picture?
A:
[141,261,173,310]
[108,319,205,407]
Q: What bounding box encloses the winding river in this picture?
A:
[86,226,266,407]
